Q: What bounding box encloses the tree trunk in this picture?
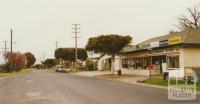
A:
[111,54,115,74]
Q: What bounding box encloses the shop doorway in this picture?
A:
[152,55,166,73]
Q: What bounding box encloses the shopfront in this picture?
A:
[120,29,200,76]
[121,47,180,75]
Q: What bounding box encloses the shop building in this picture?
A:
[120,29,200,76]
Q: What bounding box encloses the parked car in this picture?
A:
[56,66,66,72]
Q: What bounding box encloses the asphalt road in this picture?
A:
[0,70,199,104]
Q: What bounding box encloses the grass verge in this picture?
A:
[0,69,32,78]
[144,78,200,91]
[47,68,55,72]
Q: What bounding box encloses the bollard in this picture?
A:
[118,70,122,76]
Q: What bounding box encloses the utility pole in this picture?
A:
[56,41,58,50]
[72,24,80,70]
[42,53,46,69]
[2,41,9,63]
[42,53,45,62]
[10,29,13,72]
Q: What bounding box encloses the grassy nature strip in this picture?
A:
[0,69,32,78]
[144,78,200,91]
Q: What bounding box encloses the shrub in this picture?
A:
[85,59,96,71]
[33,64,43,69]
[44,59,59,68]
[0,63,10,72]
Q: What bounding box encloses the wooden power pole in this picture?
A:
[10,29,13,72]
[2,41,9,63]
[56,41,58,50]
[72,24,80,70]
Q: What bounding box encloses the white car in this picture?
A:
[56,66,66,72]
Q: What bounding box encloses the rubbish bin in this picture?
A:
[118,70,122,76]
[163,72,169,80]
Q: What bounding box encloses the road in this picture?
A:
[0,70,199,104]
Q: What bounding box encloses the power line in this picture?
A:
[72,24,80,70]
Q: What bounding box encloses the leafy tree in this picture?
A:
[86,34,132,73]
[177,5,200,30]
[5,52,26,71]
[54,48,88,62]
[44,59,59,68]
[85,59,96,71]
[25,52,36,68]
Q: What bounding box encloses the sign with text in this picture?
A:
[168,85,196,100]
[168,69,197,100]
[169,37,182,45]
[150,41,159,48]
[159,40,168,46]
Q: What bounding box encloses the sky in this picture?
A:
[0,0,199,64]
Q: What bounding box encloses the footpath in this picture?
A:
[73,71,200,95]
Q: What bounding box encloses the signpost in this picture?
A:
[168,68,197,100]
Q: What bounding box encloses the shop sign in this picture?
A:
[159,40,168,46]
[169,37,182,45]
[185,68,193,76]
[150,41,159,48]
[186,68,193,74]
[168,68,197,100]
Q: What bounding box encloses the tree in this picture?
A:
[4,52,26,71]
[44,59,59,68]
[85,59,96,71]
[86,34,132,73]
[54,48,88,62]
[33,64,43,69]
[25,52,36,68]
[177,5,200,30]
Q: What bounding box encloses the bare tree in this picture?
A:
[177,5,200,30]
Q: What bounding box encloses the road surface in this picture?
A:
[0,70,199,104]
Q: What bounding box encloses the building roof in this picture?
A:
[121,45,137,53]
[139,28,200,45]
[122,28,200,53]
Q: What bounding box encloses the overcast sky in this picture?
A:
[0,0,199,63]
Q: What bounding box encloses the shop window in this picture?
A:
[135,58,144,69]
[122,58,150,70]
[167,55,179,68]
[152,56,161,70]
[122,58,128,68]
[128,58,135,69]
